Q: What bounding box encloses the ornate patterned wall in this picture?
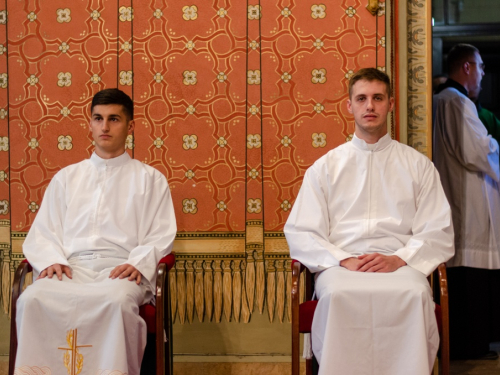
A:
[0,0,390,324]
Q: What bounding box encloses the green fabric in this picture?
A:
[478,107,500,145]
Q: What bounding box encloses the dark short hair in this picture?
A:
[348,68,391,98]
[91,88,134,120]
[447,44,480,75]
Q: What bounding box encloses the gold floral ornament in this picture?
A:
[345,6,356,17]
[248,168,259,179]
[90,10,100,21]
[182,198,198,214]
[377,2,386,16]
[217,8,227,18]
[0,200,8,214]
[119,70,133,86]
[281,72,292,83]
[154,73,163,83]
[56,8,71,23]
[58,135,72,151]
[182,5,198,21]
[345,69,354,80]
[60,107,70,117]
[186,105,196,115]
[377,66,386,72]
[248,5,262,20]
[217,201,227,212]
[217,72,227,83]
[281,200,292,212]
[249,40,259,50]
[281,7,291,17]
[125,134,134,149]
[183,134,198,150]
[57,72,72,87]
[28,138,39,149]
[0,170,7,182]
[90,74,101,84]
[154,137,164,148]
[0,73,7,88]
[346,134,353,142]
[185,169,195,179]
[249,105,259,115]
[0,45,6,55]
[122,41,132,52]
[119,6,133,22]
[311,68,327,84]
[311,4,326,19]
[281,135,292,147]
[183,70,197,85]
[153,9,163,19]
[27,11,37,22]
[312,132,327,148]
[247,134,261,149]
[379,36,386,48]
[247,198,262,214]
[313,39,324,50]
[0,10,7,24]
[0,136,8,151]
[247,70,261,85]
[314,103,324,114]
[59,42,69,53]
[186,40,195,51]
[26,74,38,86]
[0,108,7,119]
[217,136,227,148]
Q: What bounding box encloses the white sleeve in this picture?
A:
[442,96,499,182]
[23,173,70,273]
[394,163,455,276]
[125,174,177,289]
[284,166,354,273]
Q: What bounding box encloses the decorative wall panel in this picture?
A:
[0,0,402,326]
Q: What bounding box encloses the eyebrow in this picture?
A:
[92,113,122,118]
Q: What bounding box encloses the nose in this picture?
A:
[102,120,110,131]
[366,98,374,110]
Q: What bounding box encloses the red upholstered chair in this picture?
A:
[9,253,175,375]
[291,260,450,375]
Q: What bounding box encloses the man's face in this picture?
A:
[467,51,485,94]
[347,79,394,142]
[89,104,134,159]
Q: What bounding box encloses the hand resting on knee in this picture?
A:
[109,263,142,285]
[37,264,73,280]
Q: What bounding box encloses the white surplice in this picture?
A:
[433,86,500,269]
[284,134,454,375]
[15,152,176,375]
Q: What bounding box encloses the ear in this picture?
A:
[127,119,135,134]
[347,99,353,114]
[463,61,471,76]
[389,97,395,112]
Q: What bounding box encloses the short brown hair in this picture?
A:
[447,43,480,75]
[348,68,391,98]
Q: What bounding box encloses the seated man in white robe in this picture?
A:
[14,89,177,375]
[284,68,454,375]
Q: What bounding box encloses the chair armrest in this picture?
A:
[437,262,449,373]
[9,260,32,375]
[158,253,175,271]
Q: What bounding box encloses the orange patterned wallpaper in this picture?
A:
[0,0,386,321]
[1,0,385,234]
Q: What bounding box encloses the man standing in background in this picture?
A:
[433,43,500,359]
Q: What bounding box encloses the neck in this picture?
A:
[448,74,470,92]
[354,130,387,144]
[95,149,126,159]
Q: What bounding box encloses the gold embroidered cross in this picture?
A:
[58,329,92,375]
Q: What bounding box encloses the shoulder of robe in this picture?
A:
[129,159,169,184]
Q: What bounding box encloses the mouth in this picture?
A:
[99,135,111,139]
[363,114,377,119]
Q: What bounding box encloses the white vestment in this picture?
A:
[433,86,500,269]
[15,152,176,375]
[284,134,454,375]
